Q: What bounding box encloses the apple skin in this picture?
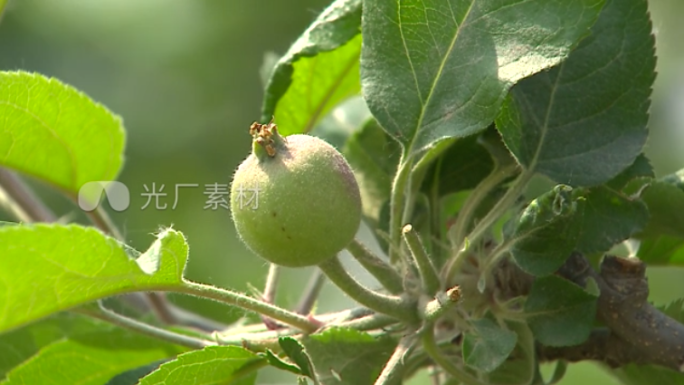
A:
[230,133,362,267]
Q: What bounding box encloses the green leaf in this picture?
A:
[0,313,111,379]
[545,361,568,385]
[508,185,583,276]
[639,173,684,238]
[361,0,606,157]
[487,321,536,385]
[301,328,397,385]
[262,349,302,376]
[0,224,188,333]
[496,0,656,186]
[462,318,517,373]
[572,186,649,255]
[261,0,362,135]
[524,275,598,346]
[2,325,183,385]
[279,337,315,379]
[137,346,264,385]
[105,361,167,385]
[421,133,494,197]
[636,170,684,265]
[612,365,684,385]
[0,71,125,195]
[343,119,401,224]
[638,235,684,266]
[606,154,654,190]
[311,97,372,150]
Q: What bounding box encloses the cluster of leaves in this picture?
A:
[0,0,683,384]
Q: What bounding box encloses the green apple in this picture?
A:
[230,121,362,267]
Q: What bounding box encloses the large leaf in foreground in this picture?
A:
[0,71,125,194]
[496,0,656,186]
[361,0,605,157]
[138,346,264,385]
[2,323,183,385]
[0,313,108,379]
[261,0,362,135]
[0,224,187,333]
[301,328,397,385]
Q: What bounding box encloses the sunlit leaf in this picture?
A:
[0,224,188,333]
[2,324,182,385]
[261,0,362,135]
[0,313,110,379]
[137,346,264,385]
[0,71,125,196]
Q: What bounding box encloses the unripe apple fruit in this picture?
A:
[230,121,362,267]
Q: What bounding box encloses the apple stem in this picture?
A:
[346,239,404,294]
[178,279,320,333]
[317,255,419,323]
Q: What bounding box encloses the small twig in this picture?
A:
[77,301,217,349]
[0,183,32,222]
[86,205,124,240]
[444,167,531,282]
[177,279,320,333]
[420,286,462,322]
[215,312,399,349]
[318,255,418,323]
[447,164,518,265]
[402,224,440,295]
[421,326,485,385]
[346,239,404,294]
[389,158,412,264]
[0,167,57,222]
[295,269,326,315]
[263,263,279,304]
[259,263,282,330]
[374,334,415,385]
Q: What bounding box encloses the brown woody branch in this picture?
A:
[494,252,684,371]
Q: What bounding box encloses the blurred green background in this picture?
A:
[0,0,682,383]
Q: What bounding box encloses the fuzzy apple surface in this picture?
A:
[230,128,362,267]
